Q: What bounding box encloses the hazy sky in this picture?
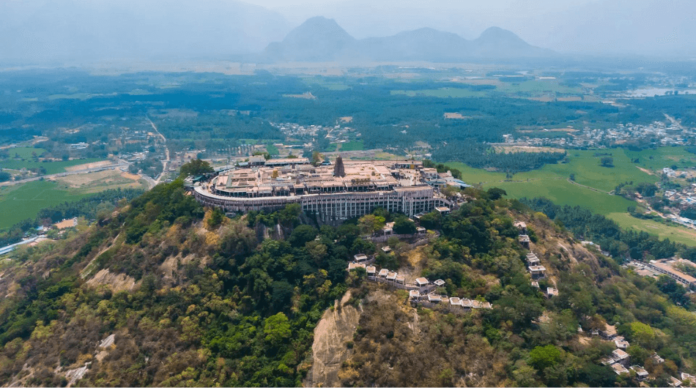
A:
[1,0,695,64]
[243,0,696,57]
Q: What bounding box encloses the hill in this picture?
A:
[262,16,555,63]
[0,178,695,386]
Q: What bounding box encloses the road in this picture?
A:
[0,161,130,187]
[147,117,170,185]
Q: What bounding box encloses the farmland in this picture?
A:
[0,180,90,229]
[447,147,696,245]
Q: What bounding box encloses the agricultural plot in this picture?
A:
[0,157,105,175]
[447,147,696,245]
[0,180,89,229]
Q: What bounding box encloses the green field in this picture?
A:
[265,143,280,156]
[391,88,488,98]
[340,141,364,151]
[606,212,696,247]
[0,157,104,175]
[0,180,90,229]
[446,147,696,246]
[496,79,582,95]
[5,147,47,159]
[302,77,350,91]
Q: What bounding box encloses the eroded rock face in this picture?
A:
[304,291,361,387]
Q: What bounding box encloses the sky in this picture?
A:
[243,0,696,57]
[1,0,695,65]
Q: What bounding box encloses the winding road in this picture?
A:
[147,117,170,185]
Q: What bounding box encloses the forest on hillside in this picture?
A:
[0,180,696,386]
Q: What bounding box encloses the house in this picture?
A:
[669,376,683,387]
[472,300,493,309]
[652,353,665,364]
[526,253,541,265]
[612,349,630,366]
[546,287,558,297]
[416,226,426,234]
[427,294,442,303]
[386,272,397,281]
[379,269,389,277]
[435,207,450,216]
[415,277,429,287]
[680,373,695,386]
[395,275,405,284]
[614,336,629,349]
[54,217,78,230]
[366,266,376,277]
[631,366,649,380]
[519,234,530,248]
[601,324,617,340]
[409,290,421,299]
[354,254,368,262]
[647,260,696,289]
[434,279,446,287]
[528,265,546,278]
[531,281,540,288]
[449,297,462,307]
[514,221,527,233]
[348,262,366,271]
[611,364,630,375]
[381,246,392,253]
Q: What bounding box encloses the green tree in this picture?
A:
[264,313,291,345]
[528,345,561,371]
[600,156,614,167]
[487,187,507,200]
[393,217,416,234]
[179,158,214,178]
[358,214,386,235]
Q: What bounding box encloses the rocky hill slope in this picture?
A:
[0,180,695,387]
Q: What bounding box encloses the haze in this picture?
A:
[1,0,695,65]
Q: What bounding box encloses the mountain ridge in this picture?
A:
[262,16,556,63]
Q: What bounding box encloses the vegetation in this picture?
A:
[341,189,696,387]
[179,159,214,178]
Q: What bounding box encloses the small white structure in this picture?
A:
[449,297,462,307]
[612,349,630,365]
[416,226,426,234]
[528,265,546,277]
[435,207,450,215]
[379,268,389,277]
[386,271,397,281]
[395,274,405,284]
[434,279,446,287]
[409,290,420,299]
[381,246,392,253]
[354,254,368,262]
[546,287,558,297]
[526,253,541,265]
[415,277,429,287]
[614,336,629,349]
[427,294,442,303]
[611,364,629,375]
[632,366,649,380]
[366,266,377,276]
[348,262,366,271]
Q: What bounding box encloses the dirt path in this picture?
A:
[566,178,612,194]
[304,291,361,387]
[147,117,170,184]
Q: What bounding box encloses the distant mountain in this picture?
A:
[263,16,357,62]
[471,27,555,58]
[262,17,555,63]
[0,0,291,64]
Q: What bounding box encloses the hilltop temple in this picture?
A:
[192,159,463,221]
